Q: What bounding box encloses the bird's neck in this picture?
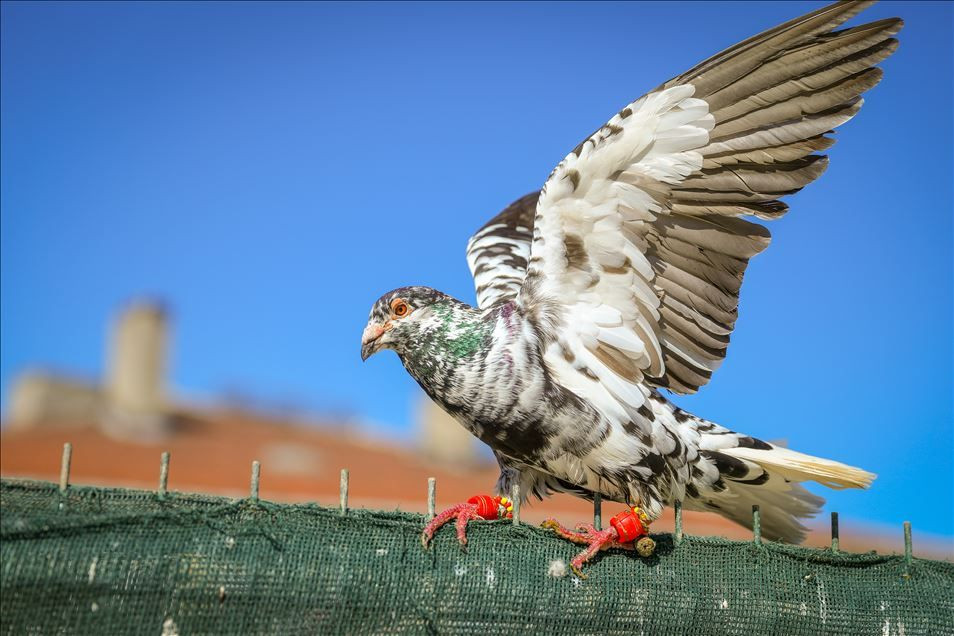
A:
[402,300,557,457]
[399,300,493,402]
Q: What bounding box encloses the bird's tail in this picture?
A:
[684,437,875,543]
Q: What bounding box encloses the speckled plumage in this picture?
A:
[363,1,897,543]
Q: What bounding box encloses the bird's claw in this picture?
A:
[421,495,513,549]
[544,507,654,577]
[421,502,479,548]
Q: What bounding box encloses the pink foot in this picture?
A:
[421,495,513,548]
[568,527,620,577]
[543,507,656,578]
[421,502,481,547]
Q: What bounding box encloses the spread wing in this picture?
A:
[466,192,538,310]
[510,0,900,413]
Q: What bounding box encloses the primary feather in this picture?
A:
[368,1,896,542]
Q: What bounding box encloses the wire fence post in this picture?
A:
[674,500,683,546]
[58,443,72,495]
[339,469,349,515]
[158,452,170,500]
[903,521,913,575]
[752,505,761,545]
[830,511,840,553]
[249,461,260,502]
[593,493,602,531]
[426,477,436,521]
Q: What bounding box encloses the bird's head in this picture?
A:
[360,286,450,361]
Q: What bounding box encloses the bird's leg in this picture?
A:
[421,494,513,548]
[540,519,601,545]
[544,506,655,578]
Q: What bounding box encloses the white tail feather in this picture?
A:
[686,444,876,543]
[724,445,875,490]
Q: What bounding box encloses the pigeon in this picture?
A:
[361,0,900,571]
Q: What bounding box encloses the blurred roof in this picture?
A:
[2,408,948,560]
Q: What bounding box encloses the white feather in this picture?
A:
[725,445,876,490]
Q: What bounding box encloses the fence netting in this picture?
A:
[2,479,951,635]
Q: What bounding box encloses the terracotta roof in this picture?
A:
[1,410,945,559]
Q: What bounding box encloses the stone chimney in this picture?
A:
[102,301,171,439]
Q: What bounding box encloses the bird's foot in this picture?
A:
[421,494,513,548]
[540,519,611,545]
[543,506,655,578]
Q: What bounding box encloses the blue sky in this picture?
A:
[2,1,951,538]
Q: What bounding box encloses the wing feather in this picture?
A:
[462,2,899,398]
[510,0,901,398]
[465,193,538,309]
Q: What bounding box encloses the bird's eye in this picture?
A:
[391,299,410,318]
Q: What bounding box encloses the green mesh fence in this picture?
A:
[2,478,952,635]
